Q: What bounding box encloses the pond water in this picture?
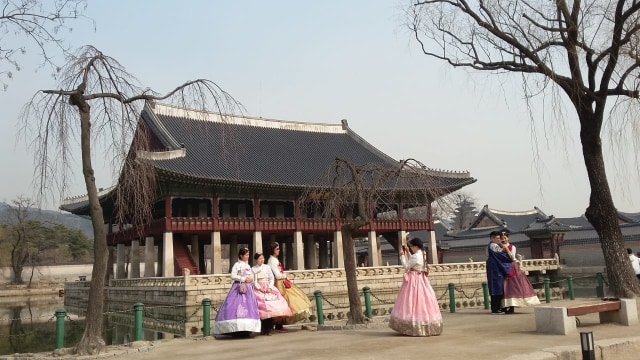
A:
[0,297,192,355]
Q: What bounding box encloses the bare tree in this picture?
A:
[1,196,35,284]
[300,158,451,324]
[407,0,640,297]
[0,0,88,90]
[20,45,241,355]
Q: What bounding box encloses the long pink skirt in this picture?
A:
[254,279,293,320]
[389,271,443,336]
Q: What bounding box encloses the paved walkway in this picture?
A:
[113,298,640,360]
[6,298,637,360]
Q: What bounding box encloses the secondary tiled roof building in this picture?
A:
[431,205,640,266]
[62,102,476,278]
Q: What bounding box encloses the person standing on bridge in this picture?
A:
[389,237,443,336]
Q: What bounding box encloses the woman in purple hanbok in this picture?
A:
[389,237,443,336]
[212,248,261,336]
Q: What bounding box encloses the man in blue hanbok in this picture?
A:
[486,230,513,314]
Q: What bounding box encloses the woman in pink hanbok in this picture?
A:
[389,237,443,336]
[251,252,292,335]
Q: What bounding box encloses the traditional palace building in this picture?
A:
[61,102,476,279]
[426,205,640,266]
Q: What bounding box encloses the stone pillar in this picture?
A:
[332,231,344,268]
[130,240,141,278]
[229,235,238,272]
[304,234,317,269]
[377,234,383,265]
[318,237,328,269]
[428,230,438,265]
[162,232,174,277]
[253,231,263,255]
[285,241,294,269]
[144,236,155,277]
[116,244,126,279]
[107,246,115,281]
[211,231,222,274]
[293,231,304,270]
[397,230,407,265]
[367,230,380,267]
[190,235,200,270]
[268,234,278,257]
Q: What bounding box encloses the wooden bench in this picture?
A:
[534,298,638,335]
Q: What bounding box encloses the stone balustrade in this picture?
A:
[64,259,561,336]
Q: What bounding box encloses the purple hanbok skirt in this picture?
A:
[212,281,261,335]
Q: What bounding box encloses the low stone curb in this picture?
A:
[502,336,640,360]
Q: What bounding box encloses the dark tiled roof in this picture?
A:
[467,205,548,233]
[437,206,640,252]
[555,215,593,228]
[618,212,640,223]
[522,216,573,234]
[140,103,476,190]
[60,186,115,213]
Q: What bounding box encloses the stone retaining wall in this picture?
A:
[64,259,561,336]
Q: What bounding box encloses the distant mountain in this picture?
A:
[0,202,93,240]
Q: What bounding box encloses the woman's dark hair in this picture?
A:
[254,252,264,260]
[269,242,280,256]
[407,237,424,250]
[238,247,250,259]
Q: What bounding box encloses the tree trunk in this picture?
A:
[341,224,366,324]
[580,112,640,298]
[28,265,35,288]
[11,247,26,285]
[12,263,23,285]
[73,93,108,355]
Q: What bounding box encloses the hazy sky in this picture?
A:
[1,1,638,218]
